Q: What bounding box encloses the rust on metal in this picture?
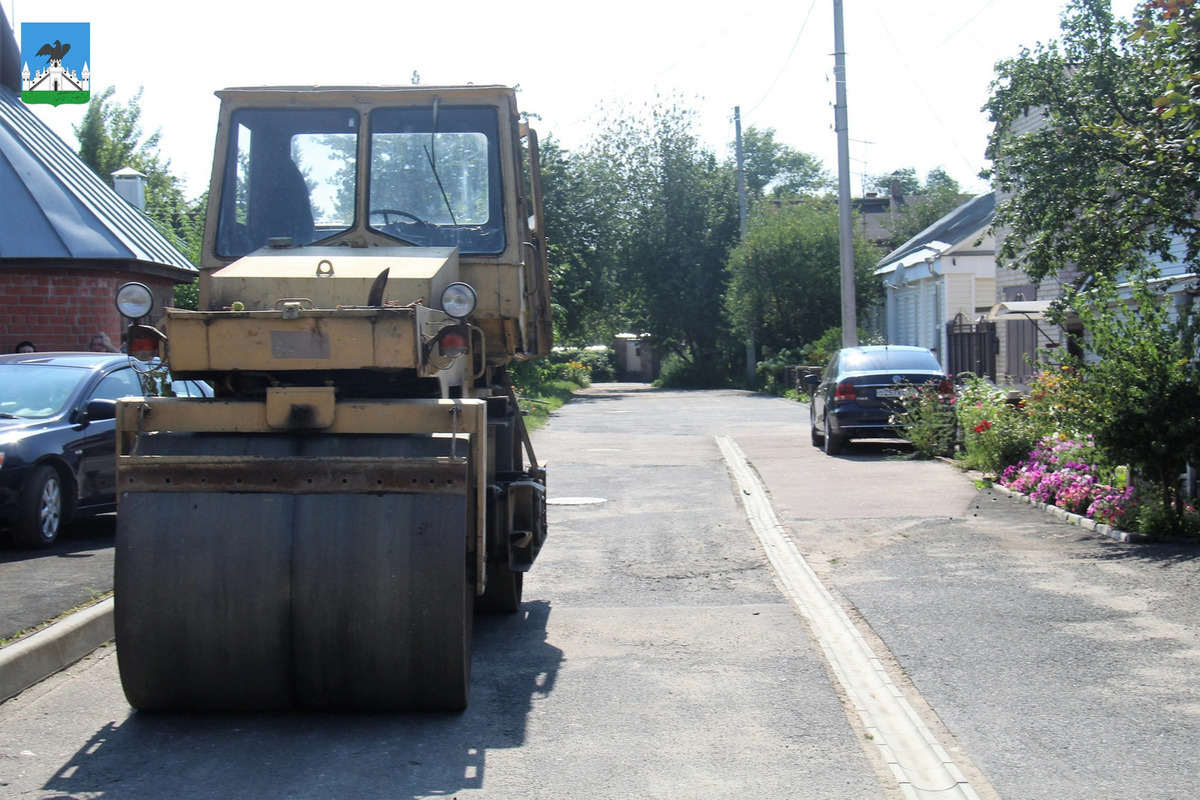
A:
[118,456,468,495]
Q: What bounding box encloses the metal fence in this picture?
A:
[945,316,997,381]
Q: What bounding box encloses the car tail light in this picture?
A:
[834,380,857,402]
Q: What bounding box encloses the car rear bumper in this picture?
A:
[829,409,902,440]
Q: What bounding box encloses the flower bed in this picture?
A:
[999,436,1138,530]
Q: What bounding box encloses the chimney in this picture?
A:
[111,167,147,212]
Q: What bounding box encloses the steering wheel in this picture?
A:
[369,209,433,245]
[370,209,431,228]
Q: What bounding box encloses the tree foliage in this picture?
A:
[985,0,1200,530]
[866,166,920,197]
[867,166,970,250]
[564,98,740,383]
[736,126,833,203]
[538,136,617,344]
[75,86,204,306]
[725,198,880,356]
[984,0,1200,283]
[1057,279,1200,533]
[535,100,839,385]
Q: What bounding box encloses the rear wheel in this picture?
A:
[823,414,845,456]
[810,405,823,447]
[476,560,524,614]
[14,466,65,548]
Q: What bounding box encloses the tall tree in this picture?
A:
[537,136,616,344]
[725,198,880,356]
[735,126,832,202]
[983,0,1200,283]
[578,98,740,384]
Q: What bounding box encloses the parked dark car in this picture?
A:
[807,345,949,455]
[0,353,211,548]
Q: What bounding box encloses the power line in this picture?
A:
[872,5,980,180]
[744,0,819,118]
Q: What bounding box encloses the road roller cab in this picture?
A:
[113,85,551,711]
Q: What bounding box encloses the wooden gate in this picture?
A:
[945,314,996,381]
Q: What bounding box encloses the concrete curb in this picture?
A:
[0,596,114,703]
[987,483,1144,543]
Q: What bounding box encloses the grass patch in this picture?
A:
[0,590,113,648]
[518,379,584,429]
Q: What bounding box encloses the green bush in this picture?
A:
[892,380,957,459]
[1128,495,1200,540]
[511,346,616,394]
[956,375,1040,475]
[656,353,730,389]
[756,347,807,395]
[800,326,886,368]
[548,346,615,383]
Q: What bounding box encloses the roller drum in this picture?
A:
[115,432,472,711]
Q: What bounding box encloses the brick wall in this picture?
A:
[1,266,176,353]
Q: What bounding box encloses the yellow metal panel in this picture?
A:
[266,387,337,429]
[207,247,459,311]
[460,262,523,319]
[165,309,423,372]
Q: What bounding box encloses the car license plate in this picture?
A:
[876,387,914,398]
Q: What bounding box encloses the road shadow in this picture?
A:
[38,601,563,799]
[0,514,115,561]
[819,439,918,460]
[1091,537,1200,565]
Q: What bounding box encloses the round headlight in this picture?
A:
[440,282,477,320]
[115,282,155,319]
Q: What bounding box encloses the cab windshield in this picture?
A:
[213,105,506,258]
[367,106,505,254]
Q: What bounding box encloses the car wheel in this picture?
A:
[15,465,65,548]
[810,405,824,447]
[823,414,845,456]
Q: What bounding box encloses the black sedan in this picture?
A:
[0,353,211,548]
[807,345,949,455]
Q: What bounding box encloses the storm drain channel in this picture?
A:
[717,435,982,800]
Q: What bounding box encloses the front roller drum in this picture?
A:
[115,489,471,711]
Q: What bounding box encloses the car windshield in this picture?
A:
[0,365,88,419]
[842,350,941,373]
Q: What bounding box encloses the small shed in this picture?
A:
[613,333,658,382]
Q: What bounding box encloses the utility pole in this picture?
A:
[735,106,754,383]
[833,0,857,348]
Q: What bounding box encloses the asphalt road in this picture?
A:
[2,384,1198,799]
[1,515,115,642]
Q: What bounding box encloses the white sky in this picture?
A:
[6,0,1087,201]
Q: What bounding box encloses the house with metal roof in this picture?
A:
[0,5,195,354]
[874,192,996,376]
